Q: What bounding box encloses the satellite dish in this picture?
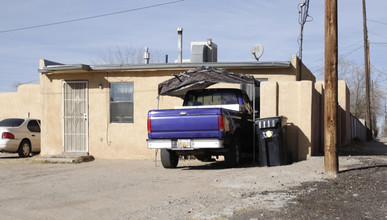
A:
[251,44,264,61]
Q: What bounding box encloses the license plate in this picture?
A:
[177,139,191,148]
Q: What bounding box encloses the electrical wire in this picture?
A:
[369,31,387,41]
[16,79,40,85]
[368,19,387,26]
[374,67,387,77]
[308,42,364,73]
[0,0,185,34]
[341,45,364,58]
[308,40,363,68]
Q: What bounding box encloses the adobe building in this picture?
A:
[35,45,360,162]
[37,53,318,159]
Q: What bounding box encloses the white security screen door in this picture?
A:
[63,81,88,153]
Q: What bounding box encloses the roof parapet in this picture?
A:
[39,59,91,74]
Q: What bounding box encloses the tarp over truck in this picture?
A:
[158,66,259,98]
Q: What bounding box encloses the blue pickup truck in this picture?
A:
[147,88,255,168]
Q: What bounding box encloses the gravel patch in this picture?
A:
[0,138,385,220]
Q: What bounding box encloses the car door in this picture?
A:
[27,120,41,152]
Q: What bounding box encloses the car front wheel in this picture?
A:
[18,140,31,158]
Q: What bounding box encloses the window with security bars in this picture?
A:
[110,82,134,123]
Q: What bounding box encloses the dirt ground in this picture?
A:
[0,138,386,220]
[231,141,387,220]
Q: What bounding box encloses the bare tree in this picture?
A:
[338,58,366,118]
[94,46,163,65]
[310,57,385,136]
[338,57,386,136]
[382,107,387,138]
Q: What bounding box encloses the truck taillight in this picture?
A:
[147,117,151,133]
[2,132,14,139]
[218,115,225,132]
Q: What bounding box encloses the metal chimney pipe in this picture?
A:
[144,47,150,64]
[177,28,183,63]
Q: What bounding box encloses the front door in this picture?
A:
[63,81,88,153]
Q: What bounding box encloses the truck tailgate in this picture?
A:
[148,108,224,139]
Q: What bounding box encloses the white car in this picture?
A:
[0,118,41,157]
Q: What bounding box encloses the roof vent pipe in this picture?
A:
[144,47,150,64]
[177,28,183,63]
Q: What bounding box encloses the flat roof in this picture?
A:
[38,61,291,74]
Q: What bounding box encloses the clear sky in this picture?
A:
[0,0,386,93]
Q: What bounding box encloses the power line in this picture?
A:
[0,0,185,34]
[308,38,386,74]
[368,19,387,26]
[308,42,364,72]
[369,31,387,40]
[341,45,363,58]
[374,67,387,77]
[17,79,40,85]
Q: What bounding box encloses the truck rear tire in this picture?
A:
[161,149,179,168]
[224,140,241,168]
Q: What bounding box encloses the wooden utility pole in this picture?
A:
[324,0,339,178]
[362,0,373,140]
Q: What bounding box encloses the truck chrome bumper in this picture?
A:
[147,139,224,149]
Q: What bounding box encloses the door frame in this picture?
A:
[62,80,89,154]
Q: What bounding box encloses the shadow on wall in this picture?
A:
[285,123,311,162]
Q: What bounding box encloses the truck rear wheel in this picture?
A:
[224,140,241,168]
[161,149,179,168]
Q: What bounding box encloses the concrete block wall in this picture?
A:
[350,114,367,141]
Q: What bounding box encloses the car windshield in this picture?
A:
[0,118,25,127]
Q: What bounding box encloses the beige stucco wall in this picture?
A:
[312,83,324,155]
[290,54,316,82]
[260,81,314,161]
[338,80,351,145]
[40,70,185,159]
[260,80,352,161]
[0,84,41,120]
[315,80,351,146]
[40,74,65,156]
